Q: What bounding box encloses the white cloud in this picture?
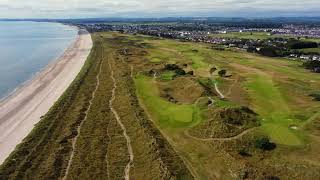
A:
[0,0,319,18]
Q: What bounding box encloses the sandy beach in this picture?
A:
[0,29,92,164]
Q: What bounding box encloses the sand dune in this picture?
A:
[0,29,92,164]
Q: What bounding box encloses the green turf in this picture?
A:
[215,99,239,108]
[135,34,320,146]
[150,57,163,63]
[299,48,320,54]
[160,71,176,81]
[210,32,320,43]
[210,32,274,40]
[134,74,202,128]
[182,50,209,69]
[244,74,302,145]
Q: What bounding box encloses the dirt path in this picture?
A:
[214,82,225,99]
[185,127,257,142]
[108,57,134,180]
[210,73,225,99]
[63,59,104,180]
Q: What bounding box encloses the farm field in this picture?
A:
[1,32,320,179]
[210,31,320,42]
[299,47,320,54]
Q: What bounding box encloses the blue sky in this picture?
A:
[0,0,319,18]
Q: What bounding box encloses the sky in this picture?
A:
[0,0,319,18]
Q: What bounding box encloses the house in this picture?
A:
[218,31,227,34]
[290,54,298,58]
[300,55,311,60]
[312,55,320,61]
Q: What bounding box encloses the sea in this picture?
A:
[0,21,78,99]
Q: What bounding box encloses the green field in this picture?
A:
[128,33,320,178]
[299,47,320,54]
[130,33,320,146]
[210,31,320,43]
[210,32,274,40]
[135,74,202,128]
[244,74,302,145]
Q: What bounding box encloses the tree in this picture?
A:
[287,40,318,49]
[258,47,279,57]
[218,69,227,77]
[303,60,320,73]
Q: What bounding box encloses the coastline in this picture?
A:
[0,28,93,164]
[0,23,79,102]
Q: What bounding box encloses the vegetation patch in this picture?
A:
[310,92,320,101]
[159,71,176,81]
[159,77,205,104]
[189,106,260,138]
[254,137,276,151]
[135,74,202,128]
[243,74,304,145]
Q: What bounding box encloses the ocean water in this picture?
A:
[0,21,78,99]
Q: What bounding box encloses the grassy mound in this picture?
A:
[135,74,202,128]
[189,106,260,138]
[159,77,205,104]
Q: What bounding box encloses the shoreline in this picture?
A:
[0,24,79,102]
[0,28,93,164]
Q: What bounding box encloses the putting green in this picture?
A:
[135,74,202,128]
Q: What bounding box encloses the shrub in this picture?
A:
[164,64,180,70]
[254,137,276,151]
[303,61,320,72]
[258,47,279,57]
[238,148,251,157]
[186,71,194,76]
[218,69,227,77]
[310,93,320,101]
[175,69,186,76]
[287,40,318,49]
